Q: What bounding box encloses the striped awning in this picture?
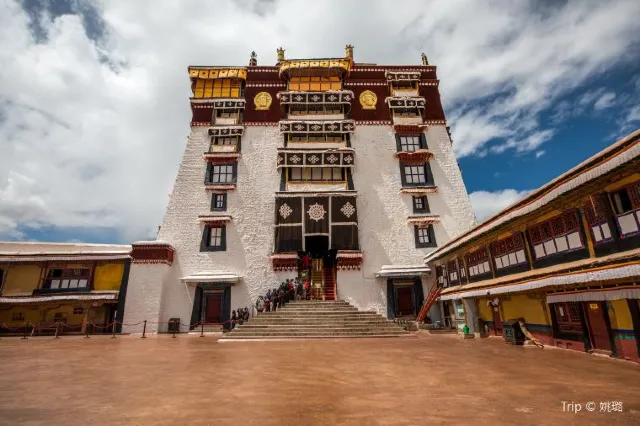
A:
[0,293,118,304]
[0,255,130,263]
[547,287,640,304]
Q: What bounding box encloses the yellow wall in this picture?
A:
[0,306,41,326]
[609,299,634,330]
[478,298,493,321]
[93,262,124,291]
[44,305,84,326]
[501,295,549,324]
[603,173,640,192]
[1,265,42,295]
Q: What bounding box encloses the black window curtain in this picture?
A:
[275,197,302,225]
[304,197,329,234]
[331,196,358,223]
[331,225,359,250]
[275,226,303,252]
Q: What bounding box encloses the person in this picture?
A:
[288,279,295,301]
[302,253,310,270]
[279,284,286,307]
[304,278,311,300]
[243,307,250,321]
[256,296,265,313]
[231,310,237,329]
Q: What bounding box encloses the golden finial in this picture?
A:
[345,44,354,59]
[277,47,285,62]
[249,51,257,66]
[421,53,429,66]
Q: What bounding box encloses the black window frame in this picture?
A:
[414,225,437,248]
[400,162,433,187]
[205,163,237,185]
[412,195,430,213]
[200,225,227,252]
[210,136,241,152]
[396,134,426,152]
[211,193,227,212]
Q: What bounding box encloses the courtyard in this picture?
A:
[0,333,638,425]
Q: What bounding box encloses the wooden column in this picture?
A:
[521,227,535,270]
[579,206,596,258]
[80,304,91,334]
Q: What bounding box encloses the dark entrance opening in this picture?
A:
[305,235,329,257]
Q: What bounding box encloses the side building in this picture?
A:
[122,46,475,332]
[0,242,132,334]
[425,129,640,364]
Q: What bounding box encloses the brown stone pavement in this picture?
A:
[0,333,638,425]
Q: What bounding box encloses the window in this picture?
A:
[288,167,344,182]
[212,136,236,146]
[528,210,584,260]
[435,265,446,287]
[414,225,437,248]
[609,183,640,237]
[211,193,227,211]
[447,260,459,284]
[11,312,24,321]
[289,104,343,115]
[289,133,345,143]
[216,109,238,118]
[466,248,491,278]
[207,164,236,184]
[210,136,240,152]
[43,268,91,290]
[193,78,242,98]
[401,164,431,186]
[412,196,430,213]
[491,233,527,271]
[583,194,614,244]
[288,76,341,91]
[201,225,227,252]
[398,135,422,152]
[553,302,583,335]
[394,108,420,117]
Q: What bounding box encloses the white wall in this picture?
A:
[122,263,169,334]
[337,269,387,315]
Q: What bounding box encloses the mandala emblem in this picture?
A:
[328,95,337,101]
[294,124,304,130]
[290,155,301,164]
[326,154,338,164]
[277,155,284,164]
[311,124,321,131]
[279,203,293,219]
[311,95,320,101]
[294,95,304,101]
[328,124,337,130]
[280,125,288,131]
[307,155,320,164]
[344,95,351,101]
[307,203,326,222]
[343,155,353,164]
[341,202,356,218]
[280,95,288,102]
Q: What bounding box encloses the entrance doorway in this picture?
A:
[205,293,223,324]
[305,235,329,257]
[584,302,613,352]
[396,286,414,317]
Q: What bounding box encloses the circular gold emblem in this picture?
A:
[254,92,272,111]
[359,90,377,110]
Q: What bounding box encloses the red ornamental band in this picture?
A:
[394,150,434,164]
[131,243,174,265]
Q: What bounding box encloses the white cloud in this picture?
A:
[535,150,546,158]
[0,0,639,241]
[593,92,616,110]
[469,189,532,223]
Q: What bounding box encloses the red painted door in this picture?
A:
[396,287,414,316]
[205,294,223,324]
[584,302,612,351]
[492,306,503,336]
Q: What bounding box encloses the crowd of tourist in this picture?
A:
[254,276,314,314]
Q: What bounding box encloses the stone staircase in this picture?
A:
[219,300,409,340]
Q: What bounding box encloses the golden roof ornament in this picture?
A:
[249,51,257,67]
[345,44,354,59]
[277,47,285,63]
[421,53,429,66]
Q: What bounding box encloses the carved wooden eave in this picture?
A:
[197,215,233,225]
[191,98,246,109]
[408,215,441,228]
[278,58,352,78]
[336,250,363,270]
[208,126,244,137]
[279,120,356,134]
[270,253,298,271]
[131,241,174,265]
[394,149,434,163]
[277,91,354,112]
[277,149,355,168]
[399,186,438,195]
[204,184,236,192]
[393,124,429,135]
[188,67,247,81]
[385,70,421,82]
[386,97,426,109]
[203,152,242,162]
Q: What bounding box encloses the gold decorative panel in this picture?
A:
[359,90,377,110]
[254,92,273,111]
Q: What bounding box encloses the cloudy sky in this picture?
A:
[1,0,639,244]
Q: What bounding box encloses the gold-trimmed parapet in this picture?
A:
[279,58,352,78]
[188,67,247,80]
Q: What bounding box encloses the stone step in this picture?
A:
[237,324,402,330]
[248,319,392,325]
[220,334,411,340]
[221,330,408,338]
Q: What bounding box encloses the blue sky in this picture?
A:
[0,0,639,244]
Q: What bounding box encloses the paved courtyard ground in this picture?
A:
[0,333,639,425]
